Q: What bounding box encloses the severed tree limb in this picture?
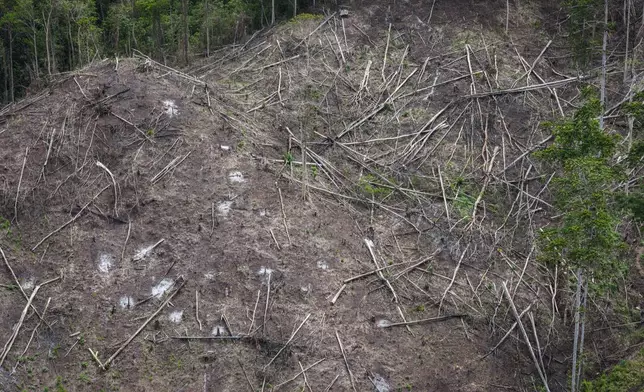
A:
[32,185,110,251]
[14,147,28,223]
[335,330,357,392]
[0,275,60,366]
[438,245,470,314]
[0,246,53,329]
[99,277,186,369]
[502,282,550,392]
[272,358,326,390]
[264,314,311,370]
[96,161,118,217]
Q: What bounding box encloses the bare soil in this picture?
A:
[1,1,642,392]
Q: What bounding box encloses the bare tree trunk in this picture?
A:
[2,43,7,102]
[205,0,210,57]
[43,10,52,75]
[506,0,510,34]
[78,25,83,65]
[33,30,39,79]
[294,0,297,17]
[182,0,189,65]
[571,269,582,392]
[600,0,608,130]
[624,0,632,82]
[68,18,75,68]
[8,27,14,102]
[576,282,588,389]
[272,0,276,25]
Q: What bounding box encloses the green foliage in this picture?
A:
[537,90,627,292]
[283,151,294,166]
[581,349,644,392]
[357,174,393,199]
[1,0,309,103]
[565,0,602,68]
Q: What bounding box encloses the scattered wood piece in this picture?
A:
[330,284,347,305]
[14,147,28,223]
[438,244,470,314]
[502,282,550,392]
[151,151,193,184]
[110,112,155,143]
[0,275,61,366]
[132,238,165,262]
[96,161,119,216]
[248,289,261,335]
[32,185,111,251]
[277,185,292,245]
[335,330,357,392]
[272,358,326,390]
[120,220,131,263]
[263,272,272,334]
[237,358,256,392]
[364,238,399,303]
[264,313,311,370]
[169,335,245,340]
[269,228,281,250]
[196,290,203,331]
[292,13,337,50]
[100,277,186,369]
[323,374,340,392]
[380,314,465,328]
[12,297,51,372]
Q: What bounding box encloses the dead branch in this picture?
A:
[32,185,111,251]
[96,161,119,216]
[380,314,466,328]
[0,275,61,366]
[264,313,311,370]
[100,277,186,369]
[335,330,357,392]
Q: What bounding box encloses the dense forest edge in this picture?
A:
[1,0,644,391]
[0,0,332,102]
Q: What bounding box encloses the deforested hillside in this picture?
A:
[1,1,643,391]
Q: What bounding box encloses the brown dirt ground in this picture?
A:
[1,1,642,392]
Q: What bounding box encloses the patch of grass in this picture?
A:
[581,349,644,392]
[49,344,61,359]
[283,151,294,166]
[357,174,394,199]
[452,193,475,221]
[77,372,92,384]
[55,376,67,392]
[289,13,323,24]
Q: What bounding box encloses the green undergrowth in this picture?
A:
[581,349,644,392]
